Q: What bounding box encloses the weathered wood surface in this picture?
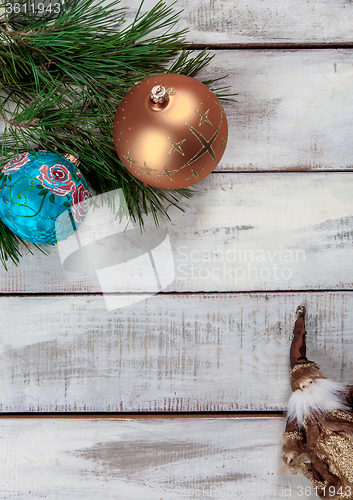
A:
[3,50,353,175]
[1,292,352,412]
[125,0,353,47]
[215,50,353,172]
[0,416,314,500]
[1,172,353,293]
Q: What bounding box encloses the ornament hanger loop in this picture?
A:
[151,85,169,104]
[64,153,80,167]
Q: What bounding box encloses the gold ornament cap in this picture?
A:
[63,153,80,167]
[151,85,169,104]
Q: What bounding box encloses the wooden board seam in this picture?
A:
[0,412,286,420]
[185,43,353,50]
[1,289,353,297]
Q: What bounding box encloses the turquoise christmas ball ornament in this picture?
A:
[0,151,90,244]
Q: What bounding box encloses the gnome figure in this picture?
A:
[282,306,353,499]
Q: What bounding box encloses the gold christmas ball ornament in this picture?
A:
[113,73,228,189]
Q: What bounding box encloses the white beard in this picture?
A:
[287,379,351,427]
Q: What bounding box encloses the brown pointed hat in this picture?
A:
[290,306,325,391]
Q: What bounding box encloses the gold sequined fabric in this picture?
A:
[290,362,320,376]
[330,410,353,423]
[332,492,353,500]
[283,430,305,441]
[317,429,353,485]
[299,461,317,482]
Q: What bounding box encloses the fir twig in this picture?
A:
[0,0,234,269]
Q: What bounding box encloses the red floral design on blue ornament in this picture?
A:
[37,163,76,196]
[71,184,89,223]
[2,152,30,175]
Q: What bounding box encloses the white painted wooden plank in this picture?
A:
[0,417,314,500]
[0,292,352,412]
[0,172,352,292]
[215,50,353,172]
[3,50,353,174]
[124,0,353,46]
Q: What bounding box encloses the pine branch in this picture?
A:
[0,0,234,270]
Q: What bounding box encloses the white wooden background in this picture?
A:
[2,0,353,498]
[0,417,309,500]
